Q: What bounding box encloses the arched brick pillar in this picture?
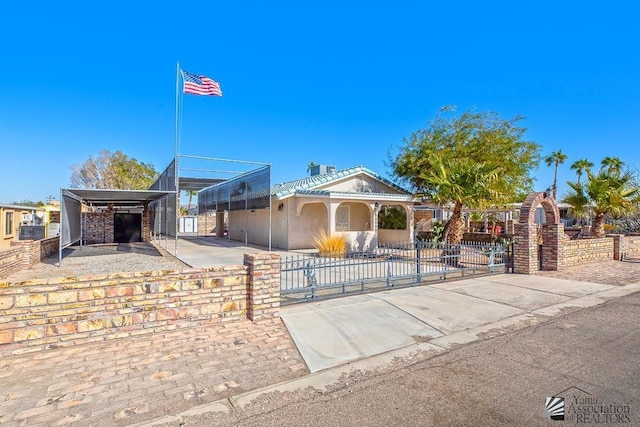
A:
[514,192,565,274]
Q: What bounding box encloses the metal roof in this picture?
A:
[61,188,173,205]
[271,166,410,199]
[179,177,225,192]
[295,190,414,201]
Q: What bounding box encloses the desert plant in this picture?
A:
[378,205,407,230]
[430,221,444,243]
[313,230,348,257]
[563,158,640,237]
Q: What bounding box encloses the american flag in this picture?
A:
[181,70,223,96]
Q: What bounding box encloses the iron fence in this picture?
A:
[280,240,512,304]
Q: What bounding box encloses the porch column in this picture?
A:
[326,201,338,234]
[370,202,379,245]
[407,205,415,241]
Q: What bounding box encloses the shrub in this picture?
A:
[313,230,348,257]
[431,220,444,243]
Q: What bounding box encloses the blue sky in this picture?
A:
[1,1,638,204]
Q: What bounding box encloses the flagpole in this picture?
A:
[175,61,180,160]
[174,61,180,256]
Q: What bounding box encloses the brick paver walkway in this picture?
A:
[0,318,308,427]
[536,260,640,286]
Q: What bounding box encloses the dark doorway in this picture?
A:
[114,213,142,243]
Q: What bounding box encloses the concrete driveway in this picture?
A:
[280,274,629,372]
[162,235,305,267]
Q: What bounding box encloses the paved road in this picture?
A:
[172,291,640,426]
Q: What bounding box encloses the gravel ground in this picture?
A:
[5,242,190,282]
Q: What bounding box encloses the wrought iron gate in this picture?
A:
[280,240,511,304]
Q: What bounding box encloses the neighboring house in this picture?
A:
[413,200,579,234]
[0,204,50,250]
[227,165,415,251]
[41,204,61,237]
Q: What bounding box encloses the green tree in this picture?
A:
[11,200,44,207]
[378,205,407,230]
[70,150,158,189]
[563,158,640,237]
[544,150,568,199]
[390,107,541,244]
[570,158,594,185]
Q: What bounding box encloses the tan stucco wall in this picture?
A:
[287,202,328,249]
[271,201,289,249]
[226,203,289,249]
[228,210,247,242]
[338,202,371,231]
[339,231,377,252]
[1,208,28,250]
[245,209,270,246]
[378,229,411,244]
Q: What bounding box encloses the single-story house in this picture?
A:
[226,165,416,251]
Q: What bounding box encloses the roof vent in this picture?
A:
[310,165,336,176]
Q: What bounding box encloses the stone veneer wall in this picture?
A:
[141,203,151,242]
[83,209,114,244]
[0,237,59,280]
[0,253,280,356]
[562,237,613,268]
[83,206,151,244]
[197,212,217,236]
[610,235,640,260]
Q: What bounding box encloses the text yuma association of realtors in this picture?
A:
[567,396,631,423]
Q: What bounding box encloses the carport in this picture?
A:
[59,188,173,265]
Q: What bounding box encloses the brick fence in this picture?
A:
[616,235,640,260]
[563,237,614,268]
[0,237,59,280]
[540,234,640,271]
[0,253,280,356]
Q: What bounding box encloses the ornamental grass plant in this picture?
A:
[313,230,348,257]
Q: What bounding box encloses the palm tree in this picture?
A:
[185,190,198,214]
[544,150,568,199]
[570,158,594,185]
[563,159,640,237]
[600,156,624,176]
[419,155,502,244]
[306,161,318,175]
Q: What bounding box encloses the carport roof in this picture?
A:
[62,188,173,205]
[178,177,225,192]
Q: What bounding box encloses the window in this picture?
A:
[336,206,350,231]
[5,212,13,235]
